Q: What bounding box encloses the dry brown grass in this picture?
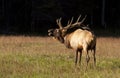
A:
[97,37,120,58]
[0,36,120,78]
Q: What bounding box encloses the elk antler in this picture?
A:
[70,15,87,28]
[56,15,87,30]
[56,18,63,29]
[64,15,87,29]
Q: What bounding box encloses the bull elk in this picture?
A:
[48,15,96,67]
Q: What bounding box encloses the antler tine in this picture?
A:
[59,18,62,26]
[56,19,59,25]
[67,20,70,25]
[56,18,63,29]
[76,15,81,23]
[69,17,74,25]
[64,17,74,29]
[80,15,87,24]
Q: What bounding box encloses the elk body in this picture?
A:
[48,15,96,67]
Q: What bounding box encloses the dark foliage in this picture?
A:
[0,0,120,36]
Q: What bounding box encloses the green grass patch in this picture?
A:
[0,53,120,78]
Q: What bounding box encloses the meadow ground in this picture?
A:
[0,36,120,78]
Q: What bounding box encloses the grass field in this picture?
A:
[0,36,120,78]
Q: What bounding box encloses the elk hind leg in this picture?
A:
[93,48,96,67]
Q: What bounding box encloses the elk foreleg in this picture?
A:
[79,50,82,65]
[75,50,79,66]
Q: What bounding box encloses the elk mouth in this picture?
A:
[48,32,52,36]
[48,29,54,36]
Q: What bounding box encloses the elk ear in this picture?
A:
[62,29,65,32]
[60,28,67,37]
[61,28,67,33]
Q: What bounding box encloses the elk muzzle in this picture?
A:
[48,29,54,36]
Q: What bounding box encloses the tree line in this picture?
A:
[0,0,120,35]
